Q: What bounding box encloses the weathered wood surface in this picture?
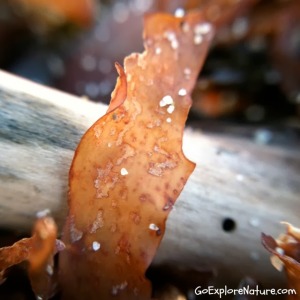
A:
[0,70,299,288]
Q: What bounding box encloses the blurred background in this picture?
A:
[0,0,300,299]
[0,0,299,141]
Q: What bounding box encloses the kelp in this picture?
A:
[59,11,214,300]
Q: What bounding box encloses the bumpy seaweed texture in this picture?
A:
[59,12,214,299]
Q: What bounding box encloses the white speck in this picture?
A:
[111,281,128,295]
[92,241,101,251]
[120,168,129,176]
[155,47,162,55]
[36,209,51,218]
[275,247,284,255]
[81,54,97,72]
[171,39,179,49]
[178,88,187,96]
[167,104,175,114]
[159,95,174,107]
[107,142,112,147]
[165,31,176,41]
[174,8,185,18]
[149,223,159,231]
[166,117,172,123]
[46,265,53,275]
[194,22,212,35]
[164,31,179,50]
[194,34,203,45]
[236,174,244,182]
[249,218,260,227]
[184,68,191,77]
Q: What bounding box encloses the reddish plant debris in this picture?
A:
[262,223,300,299]
[0,217,64,299]
[59,11,214,300]
[12,0,95,28]
[192,81,246,118]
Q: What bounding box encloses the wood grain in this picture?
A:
[0,70,299,289]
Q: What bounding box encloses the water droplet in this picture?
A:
[275,247,284,255]
[167,104,175,114]
[149,223,159,231]
[183,68,191,78]
[178,88,187,96]
[159,95,174,107]
[120,168,129,176]
[194,34,203,45]
[92,241,101,251]
[164,31,179,50]
[155,47,162,55]
[194,22,212,35]
[171,39,179,49]
[174,8,185,18]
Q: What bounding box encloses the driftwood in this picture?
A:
[0,70,299,289]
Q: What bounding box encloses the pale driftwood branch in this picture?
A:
[0,70,299,289]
